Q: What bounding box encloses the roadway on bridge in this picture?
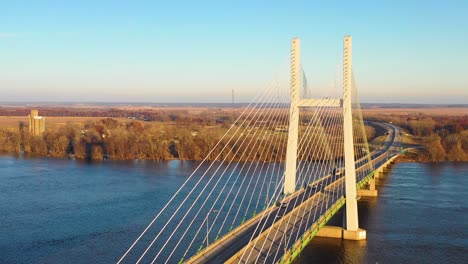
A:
[188,123,401,264]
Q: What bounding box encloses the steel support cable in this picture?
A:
[117,84,280,263]
[298,107,339,185]
[169,99,290,263]
[295,104,339,193]
[325,110,344,213]
[233,120,291,219]
[351,91,369,176]
[351,98,365,173]
[259,106,341,262]
[172,92,290,263]
[305,80,368,248]
[169,87,289,261]
[352,104,366,182]
[351,114,362,180]
[234,79,327,262]
[118,116,250,263]
[244,84,342,260]
[332,111,345,205]
[319,111,346,226]
[206,98,289,244]
[251,105,289,215]
[328,61,346,205]
[225,165,288,262]
[264,128,289,207]
[214,138,287,248]
[263,83,297,207]
[132,80,288,264]
[281,106,342,252]
[352,75,373,176]
[266,102,343,262]
[312,111,343,222]
[276,88,341,256]
[212,101,288,241]
[266,112,340,263]
[320,64,362,225]
[212,100,289,235]
[225,101,290,233]
[218,72,300,247]
[257,109,290,227]
[234,102,291,230]
[286,105,343,252]
[149,85,291,263]
[297,63,342,186]
[242,84,339,262]
[302,66,346,234]
[262,81,343,261]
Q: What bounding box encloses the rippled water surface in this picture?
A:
[0,156,467,263]
[296,162,468,264]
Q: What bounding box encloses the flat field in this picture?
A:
[1,106,467,130]
[0,116,131,129]
[363,107,468,116]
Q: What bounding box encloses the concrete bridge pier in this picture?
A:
[374,167,382,179]
[377,156,399,178]
[315,204,367,240]
[357,178,378,197]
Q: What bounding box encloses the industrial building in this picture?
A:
[28,110,45,136]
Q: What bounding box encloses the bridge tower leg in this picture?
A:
[284,38,301,195]
[316,36,366,240]
[342,35,366,240]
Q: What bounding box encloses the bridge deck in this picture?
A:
[186,122,400,264]
[226,192,335,263]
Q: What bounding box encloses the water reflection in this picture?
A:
[0,156,466,264]
[295,162,468,264]
[298,237,367,263]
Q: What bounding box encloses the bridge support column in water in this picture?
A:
[342,35,360,233]
[283,36,367,241]
[357,178,378,197]
[316,36,367,240]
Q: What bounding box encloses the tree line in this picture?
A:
[365,114,468,162]
[0,116,377,162]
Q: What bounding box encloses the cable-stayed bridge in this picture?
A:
[117,36,403,264]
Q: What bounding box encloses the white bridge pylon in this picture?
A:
[284,36,363,235]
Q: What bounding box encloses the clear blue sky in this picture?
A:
[1,0,467,103]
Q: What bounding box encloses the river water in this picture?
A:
[0,155,467,263]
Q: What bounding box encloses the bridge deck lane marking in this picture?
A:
[187,123,400,263]
[226,192,335,263]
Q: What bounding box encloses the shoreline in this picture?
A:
[2,151,467,164]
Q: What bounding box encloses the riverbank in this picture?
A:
[396,147,468,162]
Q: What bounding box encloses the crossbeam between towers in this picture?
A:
[284,36,366,240]
[284,38,341,195]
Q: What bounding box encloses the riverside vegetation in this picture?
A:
[365,111,468,162]
[0,115,232,161]
[1,108,373,162]
[1,107,467,162]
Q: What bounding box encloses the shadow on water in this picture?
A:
[295,200,369,264]
[297,237,367,263]
[294,169,392,264]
